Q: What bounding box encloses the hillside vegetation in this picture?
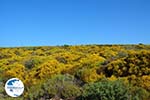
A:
[0,44,150,100]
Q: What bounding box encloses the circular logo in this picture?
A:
[5,78,24,97]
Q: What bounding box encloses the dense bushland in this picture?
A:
[0,44,150,100]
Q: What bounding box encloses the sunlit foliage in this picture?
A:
[0,44,150,99]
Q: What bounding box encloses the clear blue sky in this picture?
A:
[0,0,150,47]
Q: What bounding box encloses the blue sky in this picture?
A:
[0,0,150,47]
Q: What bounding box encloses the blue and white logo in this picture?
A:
[5,78,24,97]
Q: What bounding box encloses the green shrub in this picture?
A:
[26,74,81,100]
[78,79,149,100]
